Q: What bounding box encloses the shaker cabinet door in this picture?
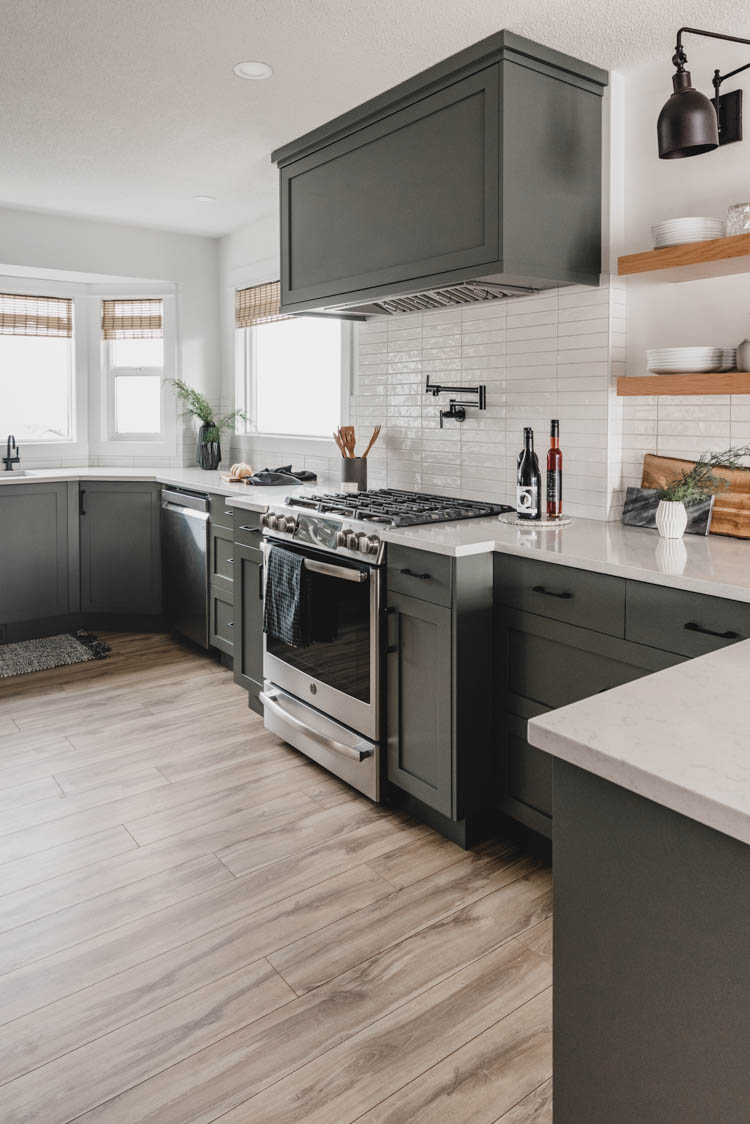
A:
[233,543,264,713]
[387,591,453,818]
[0,483,71,625]
[280,67,500,309]
[79,483,161,615]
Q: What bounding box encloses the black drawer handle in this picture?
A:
[226,558,234,565]
[400,568,431,580]
[684,621,739,640]
[239,525,261,534]
[532,585,573,600]
[223,510,234,517]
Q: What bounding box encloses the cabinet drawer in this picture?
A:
[494,554,625,637]
[387,545,453,607]
[233,510,264,550]
[210,586,235,655]
[209,493,235,530]
[626,581,750,657]
[497,610,683,713]
[209,525,234,594]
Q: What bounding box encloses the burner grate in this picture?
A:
[285,488,511,527]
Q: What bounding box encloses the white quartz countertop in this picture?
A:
[6,468,750,601]
[528,639,750,846]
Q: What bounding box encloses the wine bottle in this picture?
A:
[547,419,563,519]
[516,427,541,520]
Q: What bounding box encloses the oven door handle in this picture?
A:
[302,558,368,583]
[259,691,374,762]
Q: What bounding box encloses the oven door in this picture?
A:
[262,538,380,740]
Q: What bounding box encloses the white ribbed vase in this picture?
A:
[655,499,688,539]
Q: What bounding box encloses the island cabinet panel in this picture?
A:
[625,579,750,657]
[386,591,454,819]
[233,542,264,715]
[79,483,161,616]
[554,760,750,1123]
[0,483,71,628]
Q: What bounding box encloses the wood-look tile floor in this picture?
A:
[0,633,552,1124]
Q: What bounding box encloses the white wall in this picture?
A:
[621,46,750,486]
[0,206,221,467]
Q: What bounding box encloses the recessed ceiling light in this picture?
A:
[233,60,273,80]
[192,195,216,203]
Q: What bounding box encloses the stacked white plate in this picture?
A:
[651,217,726,248]
[720,348,737,372]
[646,347,723,374]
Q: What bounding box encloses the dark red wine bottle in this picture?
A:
[517,427,541,520]
[547,419,563,519]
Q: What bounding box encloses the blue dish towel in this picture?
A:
[263,546,310,648]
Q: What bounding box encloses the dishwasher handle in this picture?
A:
[162,488,209,513]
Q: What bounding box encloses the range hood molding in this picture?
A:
[272,31,608,317]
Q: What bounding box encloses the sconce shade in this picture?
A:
[657,69,719,158]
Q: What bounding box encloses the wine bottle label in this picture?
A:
[547,470,562,504]
[517,485,539,516]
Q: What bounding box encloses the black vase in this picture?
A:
[197,424,221,471]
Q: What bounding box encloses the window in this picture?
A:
[101,299,164,437]
[0,293,74,441]
[235,282,351,439]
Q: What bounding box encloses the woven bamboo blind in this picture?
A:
[101,298,163,339]
[0,293,73,337]
[235,281,292,329]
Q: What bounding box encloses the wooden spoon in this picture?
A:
[332,430,347,458]
[361,425,381,459]
[340,425,356,457]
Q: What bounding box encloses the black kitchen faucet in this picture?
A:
[3,435,20,471]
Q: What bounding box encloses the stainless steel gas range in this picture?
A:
[259,488,509,800]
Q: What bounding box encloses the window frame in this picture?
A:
[235,316,355,442]
[88,287,178,458]
[0,275,88,460]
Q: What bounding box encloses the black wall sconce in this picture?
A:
[658,26,750,159]
[425,376,486,428]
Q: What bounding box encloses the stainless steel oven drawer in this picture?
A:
[261,682,379,801]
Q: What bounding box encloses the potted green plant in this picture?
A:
[655,444,750,538]
[166,379,247,470]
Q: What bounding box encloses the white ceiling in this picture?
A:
[2,0,750,238]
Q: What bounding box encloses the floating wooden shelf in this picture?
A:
[618,232,750,282]
[617,373,750,397]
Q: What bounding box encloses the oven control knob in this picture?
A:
[260,512,270,528]
[345,530,360,550]
[266,513,279,531]
[335,530,348,548]
[362,534,380,556]
[282,516,298,534]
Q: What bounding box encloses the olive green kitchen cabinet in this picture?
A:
[232,514,264,716]
[0,482,76,639]
[79,482,161,617]
[386,546,494,846]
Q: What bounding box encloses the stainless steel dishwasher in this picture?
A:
[161,487,210,647]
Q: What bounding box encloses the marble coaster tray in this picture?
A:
[498,513,572,528]
[622,486,714,536]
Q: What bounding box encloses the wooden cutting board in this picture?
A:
[641,454,750,538]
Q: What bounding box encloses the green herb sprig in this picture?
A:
[165,379,247,442]
[657,443,750,503]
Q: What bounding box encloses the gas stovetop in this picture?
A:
[284,488,511,527]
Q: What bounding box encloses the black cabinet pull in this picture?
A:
[532,585,573,600]
[684,621,740,640]
[226,558,234,565]
[227,621,234,628]
[239,525,261,534]
[223,510,234,518]
[258,562,264,599]
[400,568,431,580]
[79,489,86,516]
[385,605,399,653]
